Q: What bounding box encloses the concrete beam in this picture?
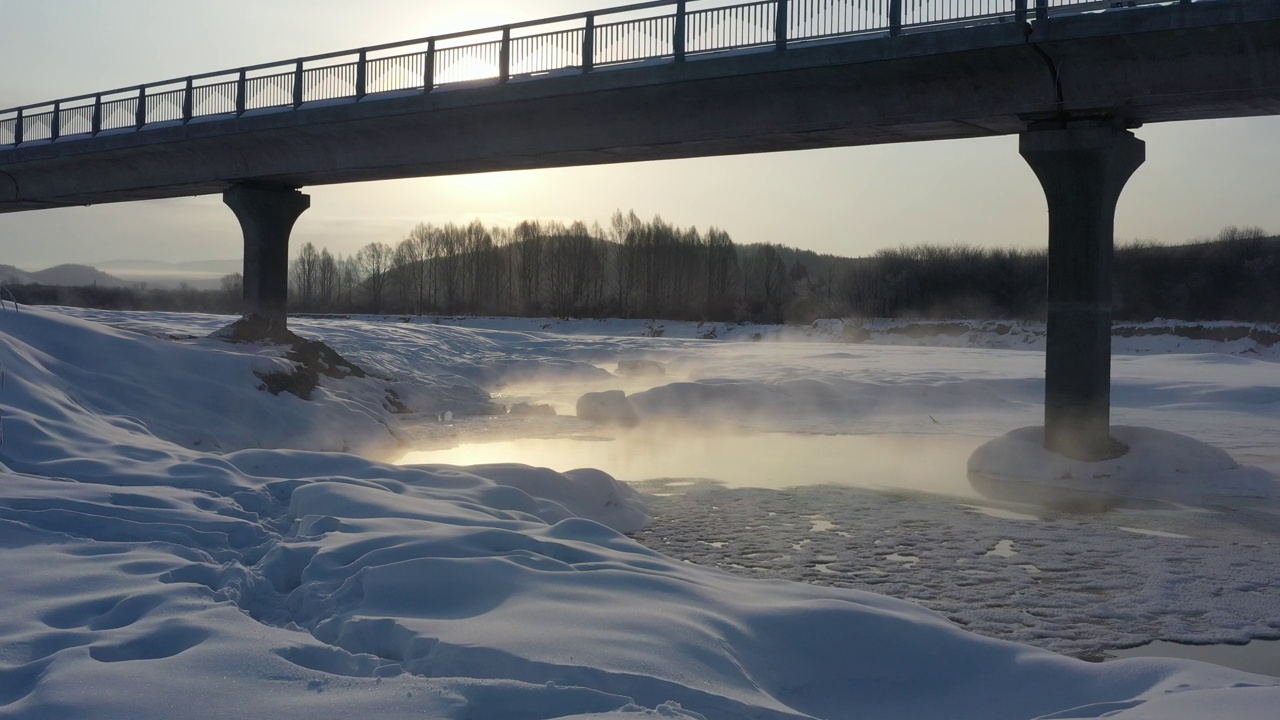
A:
[1020,121,1145,461]
[223,185,310,328]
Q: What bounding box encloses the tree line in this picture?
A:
[277,211,795,322]
[826,225,1279,322]
[271,219,1280,323]
[6,218,1278,323]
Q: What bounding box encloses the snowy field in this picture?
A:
[1,305,1278,719]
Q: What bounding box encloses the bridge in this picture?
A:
[3,0,1279,461]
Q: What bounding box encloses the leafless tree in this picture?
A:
[290,242,321,312]
[357,241,394,313]
[316,248,338,311]
[743,244,790,322]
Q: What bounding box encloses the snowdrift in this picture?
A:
[0,307,406,458]
[969,426,1280,509]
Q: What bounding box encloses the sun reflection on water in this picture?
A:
[397,427,985,496]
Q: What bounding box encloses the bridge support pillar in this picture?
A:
[223,184,310,328]
[1020,121,1144,461]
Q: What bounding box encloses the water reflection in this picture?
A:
[1107,640,1280,678]
[398,427,985,496]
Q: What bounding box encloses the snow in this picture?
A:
[0,308,401,458]
[373,315,1280,360]
[1,305,1278,718]
[969,426,1279,507]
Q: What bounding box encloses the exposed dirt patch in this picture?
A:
[212,314,306,346]
[212,315,374,402]
[256,341,366,402]
[383,388,412,414]
[1113,324,1280,347]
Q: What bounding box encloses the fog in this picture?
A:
[399,425,985,497]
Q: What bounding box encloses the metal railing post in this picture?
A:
[51,102,60,141]
[14,108,22,145]
[1015,0,1028,23]
[91,95,102,135]
[425,39,436,91]
[356,50,368,99]
[236,70,247,115]
[1036,0,1049,23]
[183,77,194,122]
[500,27,511,82]
[293,61,305,107]
[675,1,687,62]
[889,0,902,36]
[136,86,147,128]
[775,0,788,51]
[583,14,595,72]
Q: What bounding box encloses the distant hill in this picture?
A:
[0,264,37,285]
[29,264,128,288]
[0,260,235,291]
[96,259,240,290]
[97,259,240,275]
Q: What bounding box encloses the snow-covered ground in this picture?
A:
[2,305,1278,719]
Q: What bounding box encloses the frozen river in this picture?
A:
[385,318,1280,671]
[402,424,1280,666]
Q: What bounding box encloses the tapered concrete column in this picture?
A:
[223,184,310,328]
[1020,121,1144,461]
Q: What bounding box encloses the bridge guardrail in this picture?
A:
[0,0,1197,151]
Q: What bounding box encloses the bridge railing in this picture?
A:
[0,0,1200,150]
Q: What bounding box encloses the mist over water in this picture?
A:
[398,425,985,497]
[381,320,1280,672]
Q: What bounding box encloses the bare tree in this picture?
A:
[435,223,465,313]
[219,272,244,314]
[357,241,394,313]
[338,254,359,311]
[398,224,435,314]
[705,227,738,319]
[743,244,790,322]
[611,210,643,316]
[316,248,338,311]
[541,222,598,317]
[514,220,545,314]
[290,242,321,312]
[462,220,494,313]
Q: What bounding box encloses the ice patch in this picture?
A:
[985,539,1017,558]
[634,482,1280,659]
[1119,527,1193,539]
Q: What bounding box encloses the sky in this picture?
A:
[2,0,1279,270]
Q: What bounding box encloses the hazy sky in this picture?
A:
[2,0,1278,269]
